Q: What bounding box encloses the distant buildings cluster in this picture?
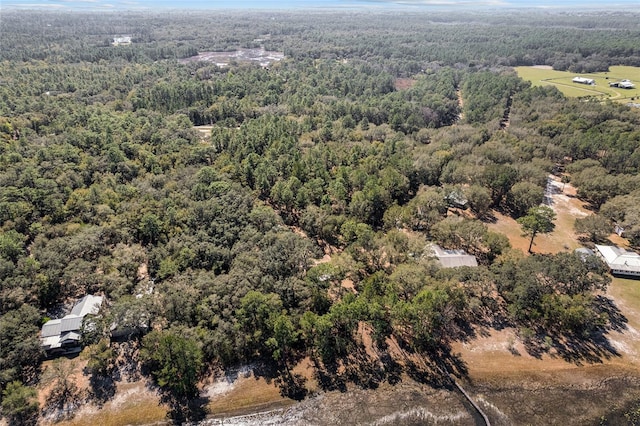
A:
[572,76,636,89]
[112,36,132,46]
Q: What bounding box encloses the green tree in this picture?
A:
[236,291,283,357]
[0,230,26,263]
[137,213,164,245]
[465,184,492,218]
[83,338,117,405]
[41,359,81,421]
[506,181,544,218]
[517,205,556,253]
[85,339,114,377]
[0,305,43,386]
[393,285,466,352]
[482,164,518,207]
[140,329,204,399]
[266,313,298,366]
[574,214,611,243]
[1,381,39,426]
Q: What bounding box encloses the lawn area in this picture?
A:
[516,65,640,102]
[608,277,640,350]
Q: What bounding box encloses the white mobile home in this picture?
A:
[594,245,640,278]
[573,76,595,85]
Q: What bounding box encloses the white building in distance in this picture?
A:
[573,76,595,85]
[112,36,132,46]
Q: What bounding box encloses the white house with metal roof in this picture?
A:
[41,295,103,356]
[594,245,640,278]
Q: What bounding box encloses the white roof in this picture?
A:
[41,335,62,349]
[70,295,103,317]
[595,245,640,273]
[429,244,478,268]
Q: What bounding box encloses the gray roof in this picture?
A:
[60,331,81,343]
[41,319,62,338]
[41,295,103,351]
[61,316,84,332]
[70,295,103,317]
[429,244,478,268]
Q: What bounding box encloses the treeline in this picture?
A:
[2,10,640,72]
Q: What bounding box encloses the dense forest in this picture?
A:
[1,9,640,425]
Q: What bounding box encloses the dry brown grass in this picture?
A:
[54,382,166,426]
[394,78,417,90]
[206,371,294,418]
[486,177,590,254]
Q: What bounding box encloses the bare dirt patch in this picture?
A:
[179,49,284,68]
[394,78,416,90]
[203,379,473,426]
[54,381,166,426]
[193,125,214,140]
[206,367,294,419]
[531,65,553,70]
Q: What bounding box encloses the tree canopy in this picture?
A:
[0,8,637,423]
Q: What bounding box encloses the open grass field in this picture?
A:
[516,65,640,102]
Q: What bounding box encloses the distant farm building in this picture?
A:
[609,79,636,89]
[112,36,132,46]
[429,244,478,268]
[594,244,640,278]
[573,76,595,85]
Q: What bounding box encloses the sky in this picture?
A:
[2,0,640,11]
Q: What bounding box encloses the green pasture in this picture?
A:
[516,66,640,102]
